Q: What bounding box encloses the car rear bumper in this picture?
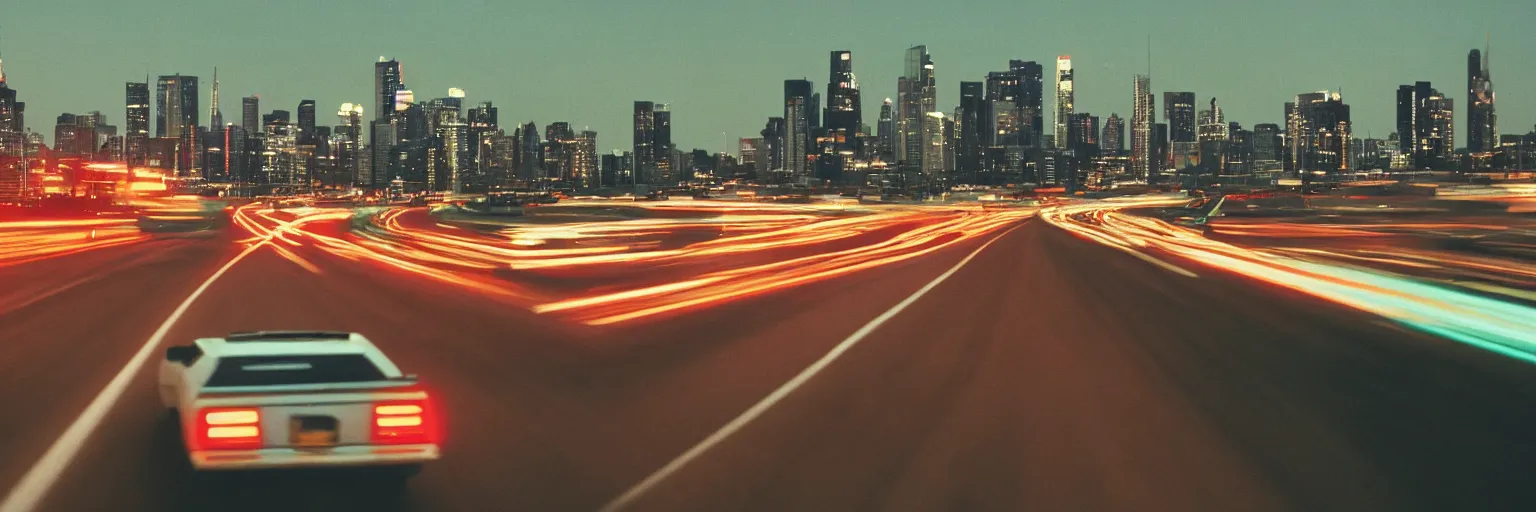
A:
[190,444,439,470]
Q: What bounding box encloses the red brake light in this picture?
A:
[194,407,263,450]
[372,399,436,445]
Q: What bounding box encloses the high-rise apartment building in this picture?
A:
[1397,82,1454,169]
[1292,91,1352,176]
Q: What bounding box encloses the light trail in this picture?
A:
[0,218,148,268]
[1043,198,1536,364]
[229,200,1035,325]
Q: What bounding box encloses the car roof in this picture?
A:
[195,331,378,358]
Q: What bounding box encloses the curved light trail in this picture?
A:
[1043,197,1536,364]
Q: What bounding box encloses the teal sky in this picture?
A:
[4,0,1531,152]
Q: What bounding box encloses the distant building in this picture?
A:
[126,81,151,166]
[241,96,260,134]
[1467,46,1497,155]
[1397,82,1454,170]
[956,81,985,178]
[1131,75,1155,180]
[155,74,199,139]
[632,101,655,183]
[875,99,895,163]
[653,105,673,183]
[824,51,862,138]
[1292,91,1352,177]
[1164,92,1196,144]
[784,79,813,177]
[1054,56,1074,147]
[896,46,936,175]
[1102,113,1125,156]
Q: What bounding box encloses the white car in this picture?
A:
[159,331,440,478]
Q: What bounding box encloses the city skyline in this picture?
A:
[3,0,1529,153]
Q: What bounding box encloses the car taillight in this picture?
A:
[195,407,263,450]
[372,399,435,445]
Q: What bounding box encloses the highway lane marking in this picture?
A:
[598,221,1026,512]
[0,242,266,512]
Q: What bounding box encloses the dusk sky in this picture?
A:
[5,0,1531,152]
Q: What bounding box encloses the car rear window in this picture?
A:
[205,355,387,387]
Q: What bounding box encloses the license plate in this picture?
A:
[290,416,338,448]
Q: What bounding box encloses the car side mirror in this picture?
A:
[165,345,198,365]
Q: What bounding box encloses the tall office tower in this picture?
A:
[155,74,199,138]
[467,101,498,182]
[983,71,1020,147]
[374,58,402,123]
[1467,45,1496,155]
[632,101,655,183]
[337,103,363,186]
[1397,82,1454,170]
[957,81,984,176]
[876,99,895,162]
[54,114,81,154]
[543,122,574,181]
[760,117,785,177]
[1010,60,1044,148]
[784,79,813,176]
[297,100,317,145]
[369,120,394,188]
[241,96,260,134]
[921,112,945,180]
[1103,113,1125,155]
[824,51,862,137]
[1163,92,1196,143]
[895,45,936,174]
[1293,91,1352,176]
[1253,123,1282,163]
[1053,56,1074,147]
[225,125,249,184]
[1131,74,1155,179]
[517,121,541,182]
[653,104,672,182]
[209,68,223,130]
[1225,123,1252,176]
[574,130,597,188]
[1198,97,1229,174]
[0,50,20,138]
[125,81,151,166]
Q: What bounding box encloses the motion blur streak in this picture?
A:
[1044,198,1536,364]
[229,199,1035,325]
[0,218,147,268]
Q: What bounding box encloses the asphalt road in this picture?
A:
[1,217,1534,511]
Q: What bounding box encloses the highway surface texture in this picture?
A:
[1,197,1533,511]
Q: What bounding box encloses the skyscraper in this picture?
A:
[1053,56,1073,147]
[824,51,861,138]
[209,68,223,130]
[1397,82,1454,170]
[896,46,936,173]
[1253,123,1282,164]
[1103,113,1125,155]
[653,105,672,182]
[125,81,150,166]
[1012,60,1044,149]
[876,99,894,162]
[921,112,945,181]
[155,74,198,138]
[1131,75,1155,179]
[241,96,259,134]
[337,103,364,186]
[374,58,402,123]
[760,117,785,176]
[574,130,598,188]
[1163,92,1196,143]
[632,101,655,182]
[957,81,984,177]
[784,79,813,176]
[1467,45,1497,155]
[1293,91,1352,177]
[1198,98,1229,175]
[297,100,317,145]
